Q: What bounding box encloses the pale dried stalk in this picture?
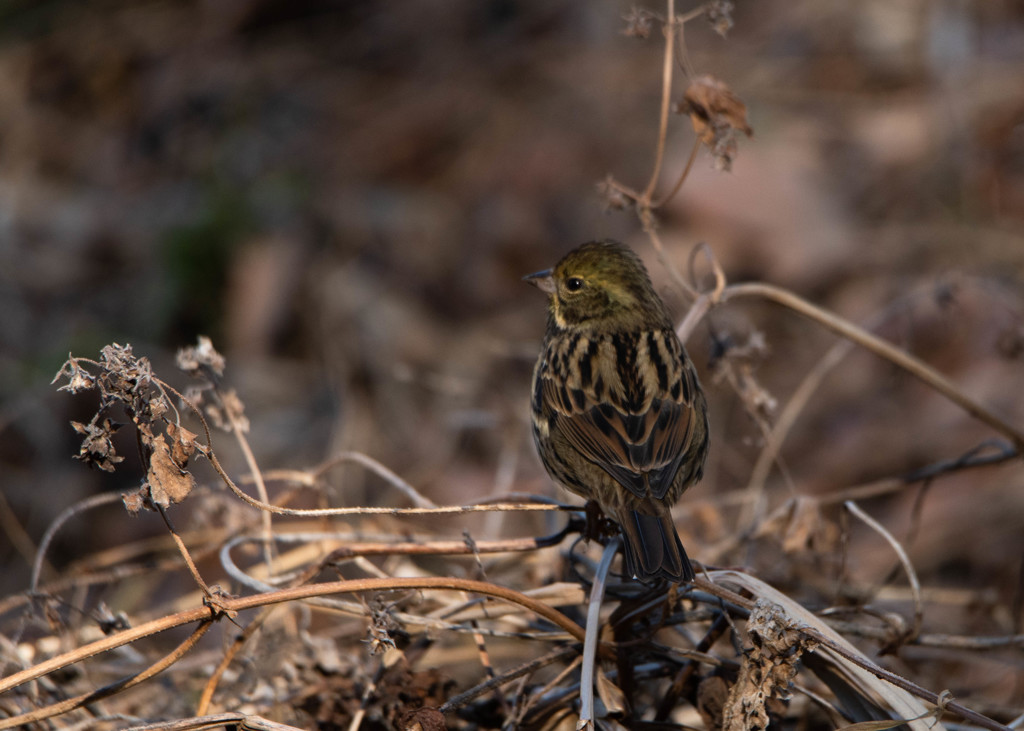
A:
[720,282,1024,447]
[579,537,621,728]
[642,0,677,203]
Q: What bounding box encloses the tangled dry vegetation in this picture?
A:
[3,2,1024,731]
[12,269,1024,731]
[16,274,1022,731]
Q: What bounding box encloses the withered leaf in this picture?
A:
[146,394,169,422]
[137,421,155,444]
[756,497,839,554]
[722,600,805,731]
[146,434,196,508]
[678,75,753,171]
[72,418,125,472]
[165,422,199,465]
[220,389,249,431]
[782,497,837,554]
[53,357,96,393]
[98,343,153,398]
[122,489,145,515]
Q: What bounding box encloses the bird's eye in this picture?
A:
[565,277,584,292]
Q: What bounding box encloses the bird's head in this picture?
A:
[524,240,672,333]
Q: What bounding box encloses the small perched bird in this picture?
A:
[526,240,709,581]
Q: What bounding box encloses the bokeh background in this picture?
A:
[2,0,1024,709]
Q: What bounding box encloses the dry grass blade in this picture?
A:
[836,713,939,731]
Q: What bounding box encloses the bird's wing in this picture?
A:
[542,331,697,500]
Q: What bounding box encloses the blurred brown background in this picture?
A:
[2,0,1024,665]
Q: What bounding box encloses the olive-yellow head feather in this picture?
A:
[524,240,672,333]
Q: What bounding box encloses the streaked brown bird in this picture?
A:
[526,240,709,581]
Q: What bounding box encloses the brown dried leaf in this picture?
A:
[137,420,155,445]
[757,497,839,555]
[146,393,169,422]
[122,489,145,515]
[723,600,808,731]
[72,418,124,472]
[182,384,207,407]
[677,75,753,171]
[146,434,196,508]
[166,422,199,465]
[98,343,153,399]
[52,357,96,393]
[787,498,838,554]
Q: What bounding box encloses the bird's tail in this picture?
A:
[616,505,695,582]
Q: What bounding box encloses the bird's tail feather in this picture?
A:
[617,507,694,582]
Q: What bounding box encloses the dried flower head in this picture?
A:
[710,330,776,425]
[71,417,125,472]
[677,75,753,171]
[56,341,211,515]
[176,335,226,379]
[52,357,96,393]
[596,175,632,211]
[706,0,734,37]
[622,6,655,39]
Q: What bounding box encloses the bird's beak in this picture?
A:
[523,268,556,295]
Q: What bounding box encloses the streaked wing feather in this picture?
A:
[542,343,695,499]
[553,410,646,496]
